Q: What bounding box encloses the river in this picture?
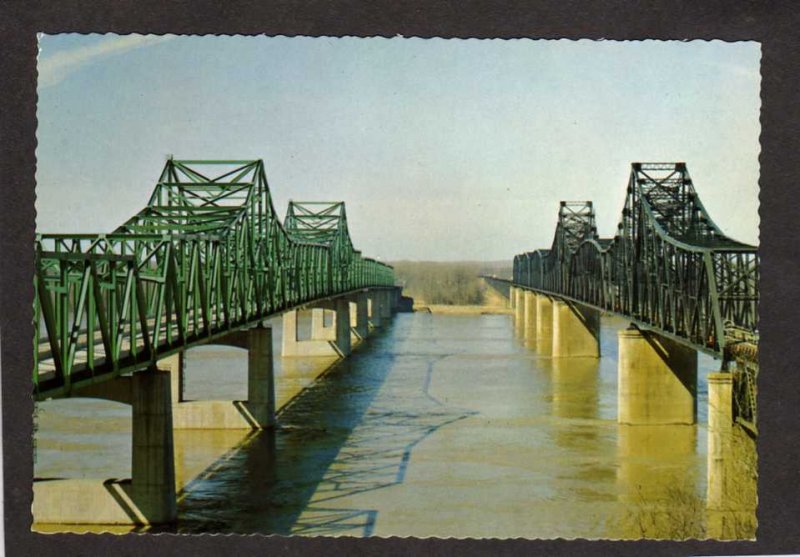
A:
[33,311,756,538]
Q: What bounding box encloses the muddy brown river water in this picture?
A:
[33,312,756,538]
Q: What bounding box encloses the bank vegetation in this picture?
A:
[390,260,512,306]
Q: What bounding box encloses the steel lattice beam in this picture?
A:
[34,159,395,400]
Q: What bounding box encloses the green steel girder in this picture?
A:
[34,159,395,400]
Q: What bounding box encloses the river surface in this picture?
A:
[33,312,756,538]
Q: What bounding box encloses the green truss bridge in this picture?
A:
[34,159,397,401]
[486,162,759,434]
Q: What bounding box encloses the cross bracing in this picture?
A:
[34,159,395,400]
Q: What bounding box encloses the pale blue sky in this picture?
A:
[36,35,760,261]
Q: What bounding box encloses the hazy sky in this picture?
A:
[36,35,760,261]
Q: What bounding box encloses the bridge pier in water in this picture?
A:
[350,293,370,343]
[33,366,180,525]
[512,290,600,358]
[169,326,276,430]
[705,371,756,538]
[523,291,537,335]
[131,368,177,524]
[707,372,733,513]
[282,298,352,357]
[535,294,554,354]
[368,290,389,329]
[552,300,600,358]
[617,327,697,425]
[282,288,396,357]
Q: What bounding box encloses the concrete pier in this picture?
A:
[535,294,554,355]
[379,290,392,321]
[33,367,178,525]
[513,289,525,336]
[369,292,383,329]
[171,326,276,430]
[334,297,352,356]
[283,300,351,357]
[617,328,697,425]
[514,288,524,317]
[706,371,757,538]
[131,368,177,523]
[707,372,733,512]
[523,290,537,338]
[351,293,369,342]
[246,326,276,428]
[552,300,600,358]
[157,353,184,404]
[311,308,336,341]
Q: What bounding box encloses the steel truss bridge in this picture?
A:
[34,159,395,401]
[510,163,759,430]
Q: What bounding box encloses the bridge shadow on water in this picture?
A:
[169,321,475,536]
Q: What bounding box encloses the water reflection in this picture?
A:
[550,358,600,420]
[615,424,702,538]
[34,312,756,539]
[706,426,757,539]
[176,341,399,534]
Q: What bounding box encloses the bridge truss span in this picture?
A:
[512,163,759,428]
[34,159,395,400]
[514,163,758,357]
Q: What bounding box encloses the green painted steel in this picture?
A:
[510,162,759,430]
[34,159,394,400]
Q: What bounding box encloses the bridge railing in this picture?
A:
[34,159,394,399]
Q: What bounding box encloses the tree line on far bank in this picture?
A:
[390,260,512,305]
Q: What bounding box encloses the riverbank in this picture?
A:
[414,304,511,315]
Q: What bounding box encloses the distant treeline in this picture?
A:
[390,261,513,305]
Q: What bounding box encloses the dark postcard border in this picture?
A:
[1,1,797,555]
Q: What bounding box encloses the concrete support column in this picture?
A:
[281,309,300,355]
[369,293,383,329]
[334,297,352,356]
[379,290,392,320]
[617,328,697,425]
[247,326,276,428]
[509,286,516,309]
[523,290,537,338]
[349,300,359,344]
[552,300,600,358]
[535,295,554,355]
[390,288,400,313]
[131,368,177,524]
[282,301,351,358]
[514,289,525,325]
[707,372,733,511]
[311,308,336,341]
[351,293,369,342]
[705,371,757,537]
[158,353,184,404]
